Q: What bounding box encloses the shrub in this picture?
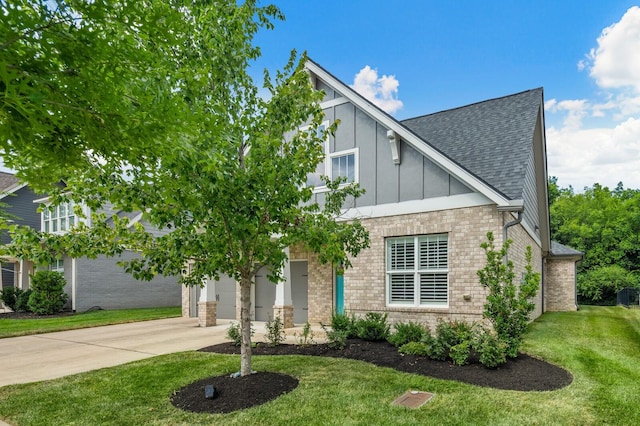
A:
[265,316,286,346]
[355,312,390,341]
[15,289,32,312]
[387,321,426,347]
[0,286,20,311]
[226,321,254,346]
[474,329,507,368]
[477,232,540,358]
[450,341,471,366]
[330,311,357,338]
[425,320,473,361]
[294,321,315,346]
[27,271,68,315]
[321,324,348,350]
[398,341,430,356]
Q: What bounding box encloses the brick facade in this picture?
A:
[545,258,578,311]
[198,301,217,327]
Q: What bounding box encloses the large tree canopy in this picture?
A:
[549,178,640,303]
[4,1,370,376]
[1,0,192,187]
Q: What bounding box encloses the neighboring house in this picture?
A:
[0,173,181,312]
[181,59,580,328]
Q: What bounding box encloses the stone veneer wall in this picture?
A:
[181,285,190,317]
[545,258,578,311]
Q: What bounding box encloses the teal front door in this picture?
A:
[335,273,344,314]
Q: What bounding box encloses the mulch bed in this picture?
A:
[170,339,573,414]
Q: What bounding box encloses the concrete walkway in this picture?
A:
[0,316,243,387]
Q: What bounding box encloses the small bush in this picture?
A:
[425,320,473,361]
[27,271,68,315]
[398,341,429,356]
[474,329,507,368]
[321,324,348,350]
[330,311,357,338]
[294,321,315,346]
[15,289,32,312]
[0,286,20,311]
[450,341,471,366]
[355,312,390,341]
[265,316,286,346]
[387,321,426,347]
[226,321,254,346]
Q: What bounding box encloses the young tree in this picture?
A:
[5,1,370,377]
[477,232,540,358]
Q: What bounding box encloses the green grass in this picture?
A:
[0,306,638,425]
[0,307,181,338]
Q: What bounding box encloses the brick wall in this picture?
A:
[545,258,578,311]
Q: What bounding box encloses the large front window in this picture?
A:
[386,234,449,307]
[43,202,76,233]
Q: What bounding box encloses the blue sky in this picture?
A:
[253,1,640,191]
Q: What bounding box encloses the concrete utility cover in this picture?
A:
[391,391,434,409]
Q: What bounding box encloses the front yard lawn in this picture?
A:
[0,306,638,425]
[0,306,181,338]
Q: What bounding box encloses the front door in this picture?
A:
[335,273,344,314]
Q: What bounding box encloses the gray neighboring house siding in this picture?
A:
[73,252,180,312]
[1,184,41,288]
[0,175,180,310]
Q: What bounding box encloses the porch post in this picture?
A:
[198,278,217,327]
[274,247,294,328]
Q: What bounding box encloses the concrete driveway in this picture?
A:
[0,317,249,387]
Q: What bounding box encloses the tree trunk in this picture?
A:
[239,272,253,376]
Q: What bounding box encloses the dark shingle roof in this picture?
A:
[401,88,542,200]
[0,171,20,193]
[550,241,583,258]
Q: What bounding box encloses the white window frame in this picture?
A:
[328,147,359,185]
[386,234,449,308]
[49,258,64,273]
[42,202,77,234]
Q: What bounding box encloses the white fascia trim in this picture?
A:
[33,195,51,204]
[320,97,349,109]
[0,182,28,200]
[305,61,513,208]
[338,192,493,221]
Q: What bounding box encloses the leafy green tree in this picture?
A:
[4,1,370,377]
[549,179,640,304]
[477,232,540,358]
[1,0,191,188]
[577,265,638,305]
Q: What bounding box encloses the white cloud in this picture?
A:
[351,65,403,115]
[546,6,640,190]
[583,6,640,92]
[547,117,640,190]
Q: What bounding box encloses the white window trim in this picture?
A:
[385,234,449,308]
[40,201,85,234]
[328,147,359,186]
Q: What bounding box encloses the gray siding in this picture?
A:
[522,115,543,236]
[74,251,180,312]
[312,97,473,209]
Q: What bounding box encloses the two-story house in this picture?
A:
[184,59,582,329]
[0,174,181,312]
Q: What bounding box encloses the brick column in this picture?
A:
[198,278,217,327]
[273,305,294,328]
[198,301,217,327]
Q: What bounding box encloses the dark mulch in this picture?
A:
[172,339,572,414]
[170,372,298,414]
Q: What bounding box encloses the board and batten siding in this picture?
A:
[310,92,473,209]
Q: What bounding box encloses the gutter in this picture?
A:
[502,209,523,265]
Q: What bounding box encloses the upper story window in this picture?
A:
[304,121,359,191]
[386,234,449,307]
[42,202,76,233]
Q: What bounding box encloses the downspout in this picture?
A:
[503,210,523,265]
